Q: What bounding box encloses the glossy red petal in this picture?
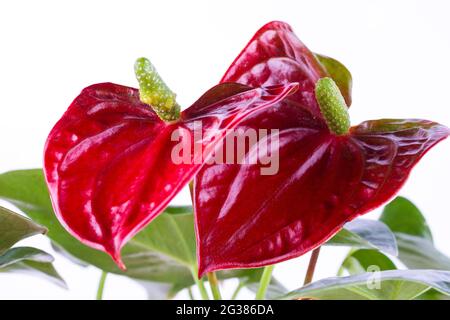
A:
[195,118,449,276]
[44,82,297,267]
[222,21,328,119]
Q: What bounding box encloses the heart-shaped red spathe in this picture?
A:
[221,21,343,118]
[194,21,450,276]
[44,81,298,268]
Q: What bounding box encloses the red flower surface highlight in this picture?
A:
[194,21,449,276]
[44,81,298,268]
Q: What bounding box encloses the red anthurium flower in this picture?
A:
[194,21,449,276]
[44,57,298,268]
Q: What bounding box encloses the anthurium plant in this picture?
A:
[1,21,449,300]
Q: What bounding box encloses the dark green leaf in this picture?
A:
[340,249,397,275]
[0,246,66,287]
[327,219,398,256]
[315,53,352,106]
[380,197,450,270]
[0,205,47,254]
[133,211,196,266]
[280,270,450,300]
[380,196,433,241]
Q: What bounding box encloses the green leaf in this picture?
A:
[380,197,450,270]
[315,53,352,106]
[393,233,450,270]
[133,211,196,266]
[0,246,52,267]
[164,206,193,215]
[280,270,450,300]
[340,249,397,275]
[380,196,433,241]
[327,219,398,256]
[0,203,64,288]
[0,205,47,254]
[51,242,89,267]
[0,246,66,288]
[415,288,450,300]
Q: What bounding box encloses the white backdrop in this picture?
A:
[1,0,449,299]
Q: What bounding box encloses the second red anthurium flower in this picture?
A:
[193,21,450,276]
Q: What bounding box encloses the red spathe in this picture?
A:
[194,21,450,276]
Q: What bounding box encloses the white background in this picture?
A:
[1,0,449,299]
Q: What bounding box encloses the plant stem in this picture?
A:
[231,281,245,300]
[96,271,108,300]
[187,287,195,300]
[190,267,210,300]
[187,182,210,300]
[207,272,222,300]
[303,247,321,285]
[255,265,274,300]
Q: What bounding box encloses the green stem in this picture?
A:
[187,183,209,300]
[96,271,108,300]
[190,267,210,300]
[187,287,195,300]
[255,265,274,300]
[231,281,245,300]
[303,247,321,285]
[207,272,222,300]
[337,248,356,276]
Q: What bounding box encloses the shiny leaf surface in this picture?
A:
[281,270,450,300]
[327,219,397,256]
[0,246,52,268]
[0,246,66,288]
[393,233,450,270]
[336,244,450,300]
[0,206,47,254]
